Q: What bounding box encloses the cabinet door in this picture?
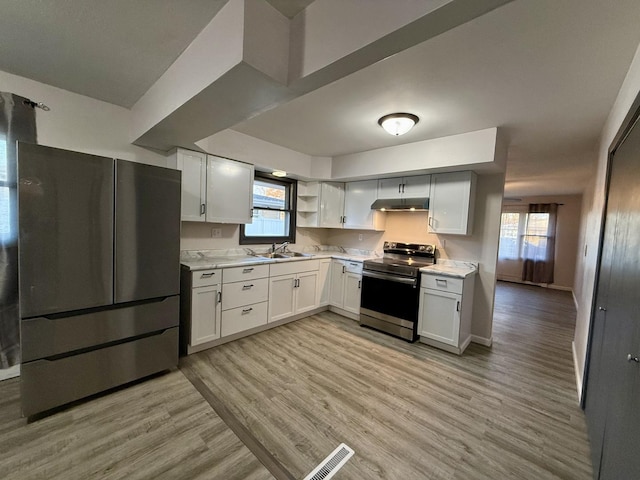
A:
[428,171,476,235]
[319,182,345,228]
[344,180,378,230]
[418,288,461,347]
[329,260,345,307]
[206,156,254,224]
[402,174,431,198]
[177,150,207,222]
[191,285,221,346]
[268,274,296,322]
[317,259,332,306]
[295,271,319,314]
[343,273,362,315]
[377,177,404,199]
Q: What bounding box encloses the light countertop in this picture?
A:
[180,250,375,271]
[420,260,478,279]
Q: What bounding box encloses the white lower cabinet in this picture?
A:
[329,259,363,315]
[268,260,320,322]
[183,269,222,347]
[221,265,269,337]
[317,258,332,306]
[418,273,475,354]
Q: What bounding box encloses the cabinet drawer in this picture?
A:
[192,269,221,288]
[345,260,363,274]
[222,277,269,310]
[421,274,463,294]
[270,259,319,277]
[221,301,268,337]
[223,264,269,283]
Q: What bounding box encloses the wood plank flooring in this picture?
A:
[181,281,592,479]
[0,370,274,480]
[0,281,592,479]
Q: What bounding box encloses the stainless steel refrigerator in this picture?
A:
[17,143,181,418]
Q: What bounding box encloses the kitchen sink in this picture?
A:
[255,252,289,259]
[253,252,313,259]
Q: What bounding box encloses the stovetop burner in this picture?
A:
[363,242,436,277]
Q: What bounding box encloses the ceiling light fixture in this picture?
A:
[272,170,287,177]
[378,113,419,136]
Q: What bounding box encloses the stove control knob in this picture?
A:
[418,245,426,251]
[425,245,434,253]
[389,242,396,248]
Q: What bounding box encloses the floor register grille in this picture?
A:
[303,443,354,480]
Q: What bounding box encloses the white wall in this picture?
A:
[325,173,505,343]
[498,195,582,291]
[573,41,640,399]
[0,70,165,165]
[331,128,505,180]
[180,222,328,252]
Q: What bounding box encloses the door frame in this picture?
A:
[581,90,640,408]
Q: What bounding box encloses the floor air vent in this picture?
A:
[303,443,355,480]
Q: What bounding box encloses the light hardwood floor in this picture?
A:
[181,281,592,479]
[0,282,592,479]
[0,370,274,480]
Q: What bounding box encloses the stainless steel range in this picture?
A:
[360,242,436,341]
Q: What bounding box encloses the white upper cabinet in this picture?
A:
[313,181,384,230]
[428,171,477,235]
[169,149,253,224]
[167,148,207,222]
[402,175,431,198]
[377,175,430,199]
[206,155,254,224]
[319,182,346,228]
[344,180,385,230]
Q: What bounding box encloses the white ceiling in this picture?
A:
[234,0,640,196]
[0,0,230,107]
[1,0,640,197]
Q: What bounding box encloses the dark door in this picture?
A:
[114,160,181,303]
[18,143,114,317]
[584,115,640,479]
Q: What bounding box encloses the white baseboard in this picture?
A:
[0,364,20,381]
[470,335,493,347]
[572,341,583,403]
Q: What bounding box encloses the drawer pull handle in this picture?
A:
[242,307,253,314]
[201,272,215,278]
[435,278,447,285]
[243,268,254,273]
[242,284,254,290]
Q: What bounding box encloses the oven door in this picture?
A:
[360,270,419,341]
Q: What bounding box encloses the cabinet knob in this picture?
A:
[627,354,639,363]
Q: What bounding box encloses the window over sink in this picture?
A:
[239,173,296,245]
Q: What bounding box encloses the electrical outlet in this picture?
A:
[358,234,363,241]
[211,228,222,238]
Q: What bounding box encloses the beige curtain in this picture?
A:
[521,203,558,284]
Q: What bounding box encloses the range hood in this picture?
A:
[371,197,430,211]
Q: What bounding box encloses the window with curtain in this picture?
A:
[239,174,296,244]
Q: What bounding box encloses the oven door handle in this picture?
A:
[362,270,417,286]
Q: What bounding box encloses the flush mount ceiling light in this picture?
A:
[378,113,419,136]
[272,170,287,177]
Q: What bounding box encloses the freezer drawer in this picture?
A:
[115,160,181,303]
[18,143,114,317]
[21,327,178,418]
[21,296,179,362]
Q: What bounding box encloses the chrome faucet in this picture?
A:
[272,241,289,253]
